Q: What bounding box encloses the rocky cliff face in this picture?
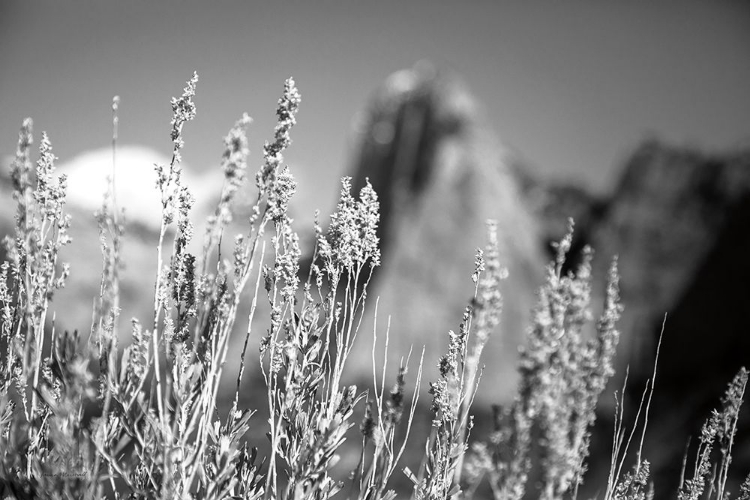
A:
[343,62,546,405]
[345,65,750,495]
[547,140,750,497]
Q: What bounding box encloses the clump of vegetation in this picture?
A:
[0,74,748,500]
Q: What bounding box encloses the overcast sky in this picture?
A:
[2,1,749,213]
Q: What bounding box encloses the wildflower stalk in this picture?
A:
[351,300,424,500]
[409,220,506,500]
[604,317,664,500]
[88,94,126,499]
[470,220,622,500]
[202,112,253,275]
[260,165,382,498]
[678,367,748,500]
[1,118,77,494]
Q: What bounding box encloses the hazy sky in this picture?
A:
[2,1,749,211]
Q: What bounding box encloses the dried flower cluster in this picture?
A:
[464,221,623,500]
[677,368,748,500]
[406,221,507,500]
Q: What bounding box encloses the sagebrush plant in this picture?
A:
[0,73,748,500]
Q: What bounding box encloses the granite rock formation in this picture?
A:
[345,65,750,495]
[344,62,546,405]
[542,140,750,497]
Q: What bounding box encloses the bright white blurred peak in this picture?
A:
[59,145,222,229]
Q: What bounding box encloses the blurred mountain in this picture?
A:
[343,64,750,496]
[535,139,750,498]
[343,62,545,405]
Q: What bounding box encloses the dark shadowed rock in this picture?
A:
[536,139,750,497]
[592,141,750,374]
[344,62,546,405]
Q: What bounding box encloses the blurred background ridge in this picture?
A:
[343,64,750,498]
